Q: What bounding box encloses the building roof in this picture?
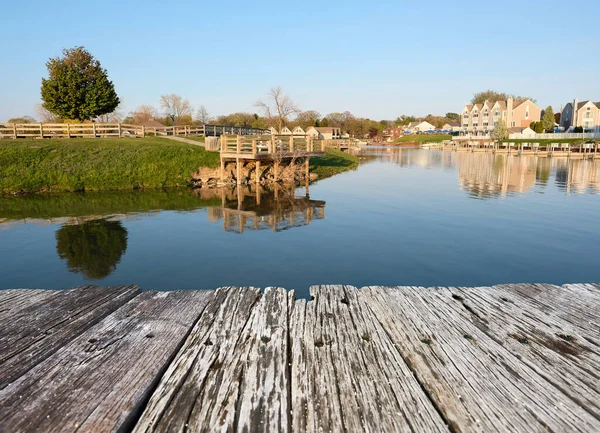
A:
[508,127,523,133]
[314,127,339,132]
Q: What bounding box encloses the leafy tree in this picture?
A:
[491,119,508,140]
[55,219,128,279]
[445,112,460,121]
[395,115,416,126]
[41,46,120,121]
[471,90,534,105]
[530,121,543,133]
[541,106,554,132]
[294,110,321,129]
[7,116,36,123]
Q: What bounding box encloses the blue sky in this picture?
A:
[1,0,599,121]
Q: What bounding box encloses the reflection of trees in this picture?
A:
[56,220,128,279]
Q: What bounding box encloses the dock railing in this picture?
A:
[219,135,325,156]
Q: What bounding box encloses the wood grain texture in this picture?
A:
[0,285,140,388]
[289,285,448,433]
[449,284,600,420]
[0,289,55,320]
[133,286,264,432]
[0,290,211,433]
[360,285,600,433]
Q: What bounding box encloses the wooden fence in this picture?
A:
[0,123,270,140]
[219,135,325,156]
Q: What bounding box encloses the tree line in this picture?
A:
[7,46,560,139]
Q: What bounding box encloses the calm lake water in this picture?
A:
[1,148,599,298]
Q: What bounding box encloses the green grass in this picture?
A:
[0,189,221,220]
[180,136,206,143]
[394,134,452,144]
[310,148,359,179]
[0,137,220,195]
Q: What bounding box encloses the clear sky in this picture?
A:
[1,0,599,122]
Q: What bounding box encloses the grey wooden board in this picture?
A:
[133,286,264,432]
[0,289,55,320]
[0,290,211,433]
[289,285,448,432]
[495,283,600,340]
[449,285,600,420]
[0,285,140,389]
[360,286,600,432]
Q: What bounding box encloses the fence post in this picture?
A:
[237,135,242,153]
[39,123,43,139]
[270,135,275,153]
[252,139,257,155]
[12,123,17,139]
[289,135,294,152]
[67,123,71,138]
[321,139,325,152]
[118,123,122,138]
[92,123,97,138]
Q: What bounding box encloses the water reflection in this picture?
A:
[356,147,600,198]
[206,186,326,233]
[56,219,128,279]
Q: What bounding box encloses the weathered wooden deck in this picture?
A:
[1,283,599,432]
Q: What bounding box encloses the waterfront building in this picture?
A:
[460,97,541,137]
[560,99,600,132]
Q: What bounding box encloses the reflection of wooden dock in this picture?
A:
[208,185,325,233]
[1,283,599,432]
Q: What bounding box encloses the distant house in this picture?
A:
[508,126,535,139]
[279,126,293,135]
[305,126,341,140]
[404,121,436,134]
[448,122,461,132]
[268,126,279,135]
[292,126,306,135]
[382,126,405,141]
[459,97,541,137]
[560,99,600,131]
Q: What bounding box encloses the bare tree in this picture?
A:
[195,105,212,124]
[36,104,59,123]
[132,105,158,124]
[95,102,124,123]
[255,86,298,132]
[160,94,192,121]
[294,110,321,128]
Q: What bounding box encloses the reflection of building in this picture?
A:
[457,153,537,198]
[554,159,600,194]
[208,186,326,234]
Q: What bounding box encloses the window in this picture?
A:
[494,110,500,117]
[525,109,529,119]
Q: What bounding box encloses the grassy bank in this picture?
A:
[310,148,359,179]
[0,137,220,194]
[0,189,222,220]
[394,134,452,144]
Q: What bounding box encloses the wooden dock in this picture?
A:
[1,283,599,432]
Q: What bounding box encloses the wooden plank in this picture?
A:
[289,285,447,432]
[133,286,262,432]
[0,290,211,433]
[449,285,600,419]
[360,286,600,432]
[493,283,600,338]
[0,289,55,320]
[0,285,140,388]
